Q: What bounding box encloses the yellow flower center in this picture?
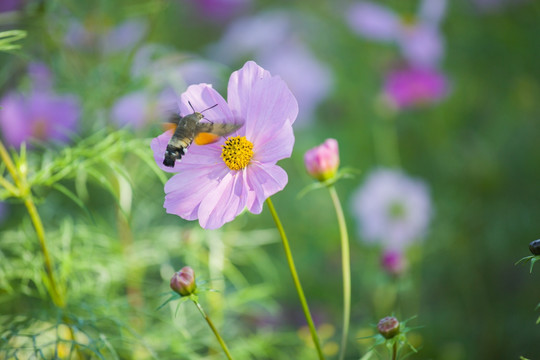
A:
[221,136,254,170]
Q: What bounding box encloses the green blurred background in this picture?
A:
[0,0,539,359]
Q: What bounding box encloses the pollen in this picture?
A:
[221,136,254,171]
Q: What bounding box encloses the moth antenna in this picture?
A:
[188,101,196,113]
[201,103,218,113]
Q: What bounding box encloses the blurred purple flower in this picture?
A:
[110,89,176,129]
[209,11,332,125]
[186,0,251,21]
[28,62,53,91]
[0,0,22,12]
[383,66,448,109]
[351,168,432,250]
[64,18,147,55]
[347,0,446,67]
[0,90,80,148]
[150,61,298,229]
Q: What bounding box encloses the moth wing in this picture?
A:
[194,122,242,145]
[162,113,182,132]
[194,132,221,145]
[167,113,183,125]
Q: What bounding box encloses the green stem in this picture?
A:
[0,140,21,186]
[372,114,401,168]
[0,140,64,308]
[328,186,351,360]
[24,195,65,308]
[392,341,398,360]
[0,175,18,195]
[265,197,325,360]
[193,299,233,360]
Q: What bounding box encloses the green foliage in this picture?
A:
[0,30,26,52]
[1,0,540,358]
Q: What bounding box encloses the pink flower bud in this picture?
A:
[381,249,408,276]
[304,138,340,182]
[170,266,197,296]
[377,316,400,339]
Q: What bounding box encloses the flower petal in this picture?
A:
[245,163,288,214]
[178,83,237,125]
[197,171,249,229]
[164,164,229,220]
[244,75,298,149]
[227,61,272,120]
[253,119,295,164]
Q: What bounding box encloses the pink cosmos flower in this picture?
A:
[304,138,340,182]
[347,0,446,68]
[383,66,448,109]
[151,61,298,229]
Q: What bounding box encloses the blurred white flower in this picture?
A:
[209,10,333,126]
[351,168,432,250]
[110,89,176,129]
[64,18,147,55]
[131,44,226,94]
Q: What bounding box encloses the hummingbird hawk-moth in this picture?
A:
[163,102,241,168]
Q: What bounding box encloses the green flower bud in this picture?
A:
[170,266,196,296]
[377,316,400,339]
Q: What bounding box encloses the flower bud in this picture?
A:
[529,239,540,255]
[304,139,340,182]
[381,250,407,276]
[170,266,196,296]
[377,316,400,339]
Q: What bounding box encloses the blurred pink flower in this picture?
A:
[151,61,298,229]
[210,11,332,126]
[351,168,432,250]
[347,0,446,67]
[304,138,340,182]
[383,66,448,109]
[381,249,408,276]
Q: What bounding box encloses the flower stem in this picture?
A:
[372,114,401,168]
[328,185,351,360]
[0,140,64,308]
[193,299,233,360]
[392,341,398,360]
[265,197,325,360]
[24,196,65,308]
